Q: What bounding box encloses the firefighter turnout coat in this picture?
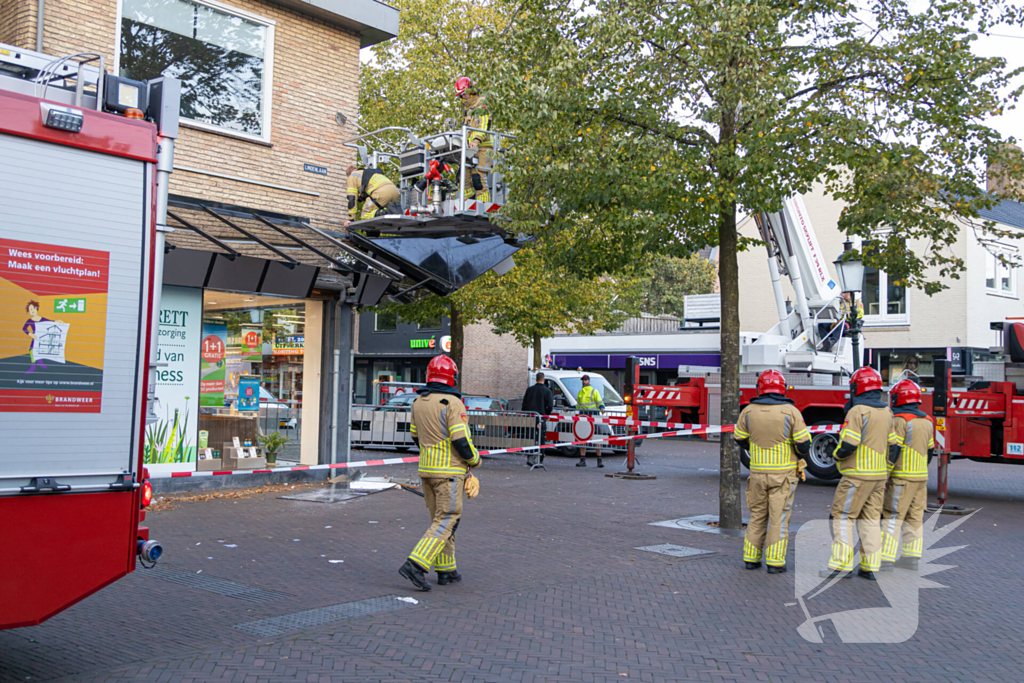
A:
[347,168,400,220]
[407,389,481,573]
[734,397,811,567]
[882,409,933,562]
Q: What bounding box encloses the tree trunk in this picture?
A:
[449,301,465,384]
[718,202,743,529]
[533,331,542,368]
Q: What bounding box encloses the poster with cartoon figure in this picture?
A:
[0,238,109,413]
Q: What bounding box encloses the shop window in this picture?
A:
[375,310,398,332]
[119,0,275,141]
[861,239,909,326]
[985,247,1018,298]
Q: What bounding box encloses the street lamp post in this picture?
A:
[833,240,866,371]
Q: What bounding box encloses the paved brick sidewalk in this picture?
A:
[2,441,1023,682]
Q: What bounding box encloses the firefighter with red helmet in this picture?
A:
[454,76,491,203]
[820,366,897,581]
[881,379,934,572]
[733,370,811,573]
[399,355,481,592]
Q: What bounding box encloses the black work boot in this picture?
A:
[744,561,762,570]
[766,565,787,574]
[437,570,462,585]
[895,556,920,571]
[596,457,604,468]
[819,568,853,580]
[576,457,587,467]
[858,568,877,581]
[880,561,896,572]
[399,559,431,591]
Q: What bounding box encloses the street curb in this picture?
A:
[152,468,331,494]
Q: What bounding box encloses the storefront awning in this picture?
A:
[164,196,406,299]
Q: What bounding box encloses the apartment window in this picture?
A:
[375,310,398,332]
[119,0,275,141]
[861,239,909,326]
[985,247,1018,297]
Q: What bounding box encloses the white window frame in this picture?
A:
[983,242,1019,299]
[114,0,276,144]
[858,232,910,327]
[374,311,397,332]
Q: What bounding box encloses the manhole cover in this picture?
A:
[635,543,715,559]
[649,514,751,537]
[234,595,418,637]
[145,564,292,603]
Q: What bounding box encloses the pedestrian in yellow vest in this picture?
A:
[733,370,811,574]
[881,379,933,572]
[575,374,605,468]
[820,366,897,581]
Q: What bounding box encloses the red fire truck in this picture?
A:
[0,45,177,629]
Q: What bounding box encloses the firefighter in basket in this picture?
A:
[455,76,491,203]
[345,164,400,225]
[820,366,896,581]
[880,379,934,572]
[399,355,481,592]
[733,370,811,574]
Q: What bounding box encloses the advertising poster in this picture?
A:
[273,334,305,356]
[241,325,262,361]
[238,375,260,411]
[0,238,109,413]
[148,286,201,466]
[200,323,227,407]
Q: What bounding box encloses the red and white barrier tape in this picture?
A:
[150,423,843,478]
[539,413,842,434]
[150,455,420,479]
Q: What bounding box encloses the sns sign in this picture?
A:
[637,356,657,368]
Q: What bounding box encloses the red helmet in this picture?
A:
[757,369,787,396]
[454,76,474,95]
[892,379,922,407]
[427,354,458,386]
[850,366,883,396]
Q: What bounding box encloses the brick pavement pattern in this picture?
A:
[2,441,1023,682]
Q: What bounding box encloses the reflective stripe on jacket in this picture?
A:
[411,392,480,477]
[576,385,604,411]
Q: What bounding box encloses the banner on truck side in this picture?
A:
[0,238,110,413]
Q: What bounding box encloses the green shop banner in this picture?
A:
[149,286,201,467]
[200,322,227,407]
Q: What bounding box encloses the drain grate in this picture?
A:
[233,595,417,637]
[144,564,293,603]
[649,514,751,537]
[635,543,715,559]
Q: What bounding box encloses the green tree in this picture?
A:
[641,255,718,318]
[487,0,1024,527]
[361,0,642,377]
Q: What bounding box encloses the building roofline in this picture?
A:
[266,0,399,47]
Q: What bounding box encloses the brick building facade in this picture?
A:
[1,0,388,229]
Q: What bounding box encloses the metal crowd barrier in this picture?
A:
[350,405,540,452]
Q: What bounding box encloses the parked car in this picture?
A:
[259,387,296,429]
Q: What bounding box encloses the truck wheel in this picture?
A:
[805,423,841,480]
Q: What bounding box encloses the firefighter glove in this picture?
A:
[796,459,807,482]
[465,473,480,499]
[888,444,901,465]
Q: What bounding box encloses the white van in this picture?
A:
[527,369,633,454]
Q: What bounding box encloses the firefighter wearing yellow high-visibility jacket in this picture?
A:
[345,164,400,223]
[398,355,481,592]
[733,370,811,574]
[881,379,934,572]
[820,366,897,581]
[455,77,491,203]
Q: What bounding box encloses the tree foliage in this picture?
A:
[360,0,645,376]
[640,255,718,318]
[485,0,1024,526]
